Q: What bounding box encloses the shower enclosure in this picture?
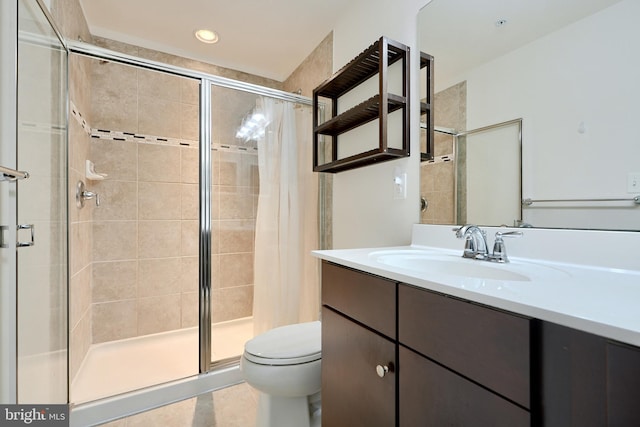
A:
[69,55,288,401]
[66,46,313,406]
[2,0,316,422]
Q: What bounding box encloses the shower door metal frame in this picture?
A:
[446,118,523,226]
[66,40,313,374]
[198,79,212,373]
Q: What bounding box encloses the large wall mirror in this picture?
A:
[418,0,640,231]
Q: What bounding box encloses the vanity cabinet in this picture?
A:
[321,262,530,426]
[540,321,640,426]
[321,261,640,426]
[321,262,396,427]
[398,284,530,426]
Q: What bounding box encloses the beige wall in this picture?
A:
[283,32,334,249]
[283,32,333,98]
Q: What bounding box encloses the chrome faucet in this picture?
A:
[454,225,489,260]
[454,225,523,263]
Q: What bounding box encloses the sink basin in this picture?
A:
[368,249,570,282]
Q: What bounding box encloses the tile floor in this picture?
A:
[98,382,258,427]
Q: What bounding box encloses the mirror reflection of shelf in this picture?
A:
[420,52,434,161]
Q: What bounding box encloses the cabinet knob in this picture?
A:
[376,364,389,378]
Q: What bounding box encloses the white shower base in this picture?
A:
[71,317,253,404]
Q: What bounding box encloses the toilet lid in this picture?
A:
[244,321,321,365]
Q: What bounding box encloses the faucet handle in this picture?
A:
[463,234,477,257]
[491,231,523,263]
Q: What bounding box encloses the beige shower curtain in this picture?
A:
[252,97,320,335]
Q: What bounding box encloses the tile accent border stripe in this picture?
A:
[70,101,257,154]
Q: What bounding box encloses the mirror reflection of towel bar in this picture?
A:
[522,197,640,206]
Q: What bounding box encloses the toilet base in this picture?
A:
[255,392,321,427]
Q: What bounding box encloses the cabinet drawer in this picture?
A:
[322,307,395,427]
[322,261,395,339]
[398,284,530,408]
[399,346,529,427]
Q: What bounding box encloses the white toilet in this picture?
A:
[240,321,322,427]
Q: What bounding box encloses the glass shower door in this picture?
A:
[0,0,19,404]
[15,0,68,403]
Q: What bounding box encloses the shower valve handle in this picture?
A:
[76,180,100,208]
[82,190,100,206]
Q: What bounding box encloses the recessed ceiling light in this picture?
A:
[195,29,219,44]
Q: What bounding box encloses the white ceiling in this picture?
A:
[78,0,349,82]
[79,0,622,84]
[419,0,622,84]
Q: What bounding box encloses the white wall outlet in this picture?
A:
[393,173,407,200]
[628,172,640,193]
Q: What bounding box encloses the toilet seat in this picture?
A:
[244,321,321,366]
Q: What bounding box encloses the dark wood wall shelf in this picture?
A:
[312,36,410,173]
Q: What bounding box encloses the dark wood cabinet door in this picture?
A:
[321,307,396,427]
[539,321,608,427]
[607,342,640,426]
[399,346,530,427]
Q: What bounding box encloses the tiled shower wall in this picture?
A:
[86,60,201,344]
[62,4,95,385]
[85,60,260,344]
[420,81,467,224]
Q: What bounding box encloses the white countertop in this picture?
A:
[313,224,640,347]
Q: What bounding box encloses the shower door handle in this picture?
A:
[0,225,8,248]
[0,165,30,182]
[17,224,35,248]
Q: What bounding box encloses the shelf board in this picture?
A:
[420,101,432,115]
[315,94,406,137]
[313,148,409,173]
[315,37,409,99]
